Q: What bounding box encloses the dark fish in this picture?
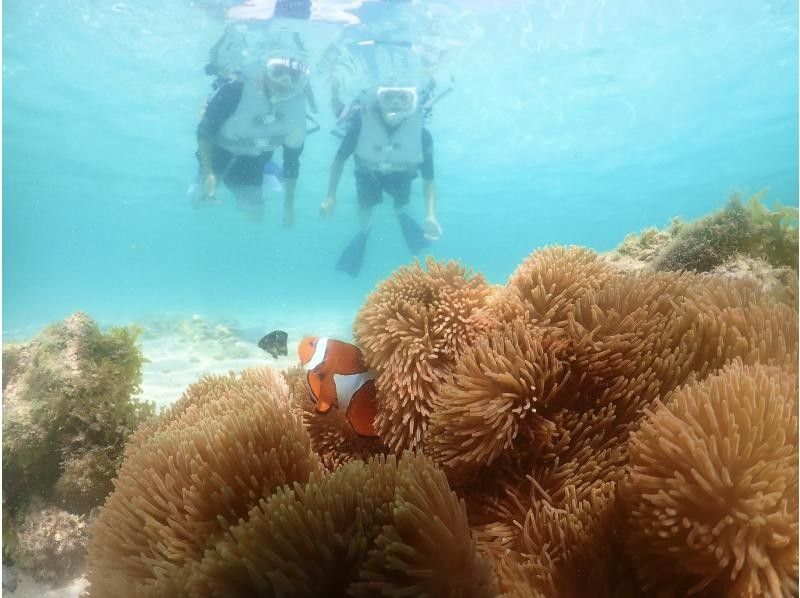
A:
[258,330,288,358]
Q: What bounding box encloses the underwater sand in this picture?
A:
[137,313,351,410]
[4,571,88,598]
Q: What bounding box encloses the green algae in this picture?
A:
[651,192,798,272]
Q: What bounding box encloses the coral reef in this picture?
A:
[2,312,154,581]
[86,371,495,597]
[11,507,89,583]
[615,218,684,263]
[713,254,798,305]
[651,197,752,272]
[607,192,799,279]
[741,192,798,269]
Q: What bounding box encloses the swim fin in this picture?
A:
[397,212,431,254]
[336,231,369,277]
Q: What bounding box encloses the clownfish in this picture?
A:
[298,336,378,438]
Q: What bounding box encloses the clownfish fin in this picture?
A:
[346,379,378,437]
[307,371,337,413]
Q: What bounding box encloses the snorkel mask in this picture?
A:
[264,57,309,102]
[376,86,418,126]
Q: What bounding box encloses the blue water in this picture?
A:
[4,0,798,340]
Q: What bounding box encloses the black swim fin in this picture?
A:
[336,231,369,277]
[397,212,431,254]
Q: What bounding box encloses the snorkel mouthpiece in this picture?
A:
[376,86,418,126]
[265,57,309,101]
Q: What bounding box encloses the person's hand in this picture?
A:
[424,216,442,241]
[202,173,217,200]
[320,196,336,218]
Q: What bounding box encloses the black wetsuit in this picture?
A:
[336,111,434,208]
[197,80,304,187]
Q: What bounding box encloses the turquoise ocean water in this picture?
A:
[3,0,798,341]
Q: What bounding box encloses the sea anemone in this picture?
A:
[427,319,565,478]
[185,452,497,597]
[623,360,798,596]
[442,268,798,597]
[509,482,636,597]
[463,403,630,558]
[354,257,493,453]
[86,367,322,596]
[493,245,617,330]
[660,277,798,384]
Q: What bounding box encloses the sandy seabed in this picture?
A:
[4,571,88,598]
[137,312,351,410]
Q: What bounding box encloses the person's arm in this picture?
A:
[196,81,243,198]
[424,179,437,220]
[281,142,304,227]
[420,128,442,240]
[325,158,346,199]
[321,113,360,216]
[330,78,345,118]
[197,137,217,198]
[304,83,318,114]
[320,157,346,217]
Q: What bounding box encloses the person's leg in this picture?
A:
[358,203,373,231]
[355,169,383,215]
[335,216,371,276]
[387,173,429,254]
[230,185,265,221]
[336,170,381,276]
[385,172,413,211]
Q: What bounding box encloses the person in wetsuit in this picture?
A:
[196,57,308,225]
[321,85,443,276]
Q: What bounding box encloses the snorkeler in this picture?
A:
[195,55,309,225]
[321,84,442,277]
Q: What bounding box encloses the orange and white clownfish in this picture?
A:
[298,336,379,438]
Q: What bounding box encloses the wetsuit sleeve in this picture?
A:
[283,144,304,179]
[196,81,244,139]
[420,128,434,180]
[335,112,362,161]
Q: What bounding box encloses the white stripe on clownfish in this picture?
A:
[333,371,374,410]
[304,336,328,371]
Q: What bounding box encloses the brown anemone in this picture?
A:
[354,257,493,453]
[427,319,566,478]
[623,360,798,596]
[187,452,497,597]
[86,367,322,596]
[493,245,618,330]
